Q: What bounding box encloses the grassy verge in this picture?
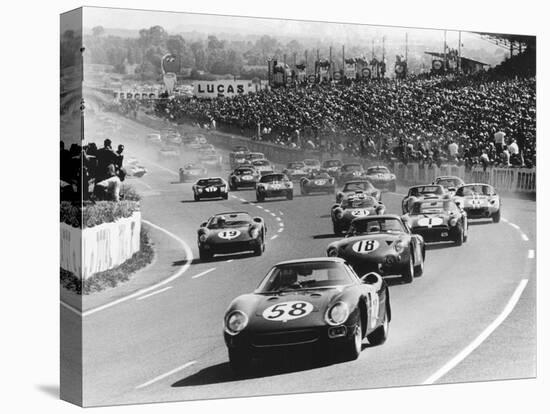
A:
[60,227,155,295]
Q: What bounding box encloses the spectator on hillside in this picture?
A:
[508,139,519,156]
[95,139,118,182]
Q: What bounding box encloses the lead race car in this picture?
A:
[327,215,425,283]
[223,258,391,373]
[401,184,449,214]
[453,183,501,223]
[336,180,381,203]
[404,199,468,245]
[300,172,336,195]
[179,163,207,182]
[228,165,261,190]
[331,194,385,235]
[256,173,294,202]
[364,166,397,192]
[192,177,229,201]
[198,212,266,260]
[432,176,465,197]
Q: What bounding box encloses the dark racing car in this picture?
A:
[364,166,396,192]
[223,258,391,373]
[300,172,336,195]
[192,177,229,201]
[336,180,381,204]
[331,194,385,235]
[179,163,207,182]
[229,146,250,169]
[228,166,260,190]
[401,184,448,214]
[403,199,468,245]
[338,163,366,185]
[198,212,266,260]
[327,215,425,283]
[321,159,343,178]
[251,159,275,176]
[453,183,501,223]
[256,173,294,202]
[432,176,465,197]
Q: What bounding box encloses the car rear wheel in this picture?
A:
[492,210,501,223]
[286,191,293,200]
[302,186,309,196]
[366,308,389,346]
[228,349,251,376]
[401,256,414,283]
[341,318,362,362]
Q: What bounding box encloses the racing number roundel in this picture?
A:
[417,217,444,228]
[352,240,379,254]
[262,301,314,321]
[351,209,369,217]
[217,230,241,240]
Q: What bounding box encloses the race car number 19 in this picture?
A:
[262,301,314,321]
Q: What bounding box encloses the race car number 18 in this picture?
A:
[262,301,314,321]
[352,240,379,254]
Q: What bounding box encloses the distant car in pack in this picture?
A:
[404,199,468,245]
[300,172,336,195]
[401,184,448,214]
[303,159,322,173]
[338,163,366,185]
[193,177,229,201]
[228,166,261,190]
[124,158,147,178]
[336,180,381,204]
[251,159,274,176]
[145,133,162,145]
[245,152,265,164]
[327,215,425,283]
[364,166,396,192]
[189,135,207,150]
[165,131,182,145]
[331,194,385,235]
[256,173,294,202]
[283,161,309,181]
[157,146,179,160]
[453,183,501,223]
[179,163,207,182]
[197,211,266,260]
[432,176,466,197]
[321,159,343,177]
[229,146,250,169]
[198,149,223,169]
[199,143,216,152]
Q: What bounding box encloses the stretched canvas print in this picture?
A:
[60,6,537,407]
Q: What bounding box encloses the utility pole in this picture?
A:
[405,32,408,63]
[305,50,308,74]
[443,30,447,73]
[458,30,462,74]
[371,39,374,60]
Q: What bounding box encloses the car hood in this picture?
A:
[330,232,403,248]
[409,213,452,226]
[203,224,253,243]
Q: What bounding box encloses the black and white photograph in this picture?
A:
[56,4,540,407]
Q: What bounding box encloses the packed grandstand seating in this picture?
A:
[150,54,535,170]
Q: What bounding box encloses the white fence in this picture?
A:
[60,212,142,279]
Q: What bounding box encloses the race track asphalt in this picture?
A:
[61,112,536,406]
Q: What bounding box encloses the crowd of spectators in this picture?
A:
[60,139,126,201]
[155,72,535,170]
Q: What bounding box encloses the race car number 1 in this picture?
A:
[262,301,314,321]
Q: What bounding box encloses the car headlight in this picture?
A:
[250,227,260,238]
[286,182,293,188]
[199,233,207,243]
[335,209,343,219]
[325,302,350,326]
[225,310,249,335]
[449,217,458,226]
[220,185,227,192]
[394,240,405,254]
[197,188,203,193]
[327,247,339,257]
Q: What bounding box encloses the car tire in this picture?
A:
[229,182,236,191]
[194,193,200,202]
[401,256,414,283]
[287,191,293,200]
[256,192,265,202]
[223,193,228,200]
[199,247,211,261]
[302,186,309,196]
[341,317,362,362]
[390,182,396,192]
[253,239,263,256]
[333,223,342,236]
[414,254,424,277]
[228,349,251,376]
[492,210,501,223]
[366,307,389,346]
[454,225,464,246]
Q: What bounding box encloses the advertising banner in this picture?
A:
[345,63,356,79]
[193,80,251,98]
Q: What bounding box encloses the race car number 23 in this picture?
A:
[262,301,314,322]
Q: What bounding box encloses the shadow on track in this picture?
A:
[425,243,460,251]
[312,233,339,240]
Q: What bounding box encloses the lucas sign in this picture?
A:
[194,80,250,98]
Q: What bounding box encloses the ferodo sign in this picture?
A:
[194,81,250,98]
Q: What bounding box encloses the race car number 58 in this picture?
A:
[262,301,314,321]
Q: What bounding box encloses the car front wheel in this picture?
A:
[341,318,362,361]
[228,349,251,376]
[401,256,414,283]
[366,308,389,346]
[492,210,501,223]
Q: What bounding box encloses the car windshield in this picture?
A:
[185,164,201,170]
[197,178,223,186]
[256,261,355,293]
[342,196,377,209]
[411,200,458,215]
[456,185,495,196]
[408,186,443,197]
[311,173,331,179]
[235,168,254,175]
[260,174,287,183]
[367,167,389,174]
[207,213,251,229]
[304,160,319,166]
[253,160,270,166]
[247,153,264,160]
[348,218,405,235]
[322,160,342,168]
[343,182,374,192]
[287,162,305,169]
[436,178,462,188]
[342,164,362,172]
[233,147,248,152]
